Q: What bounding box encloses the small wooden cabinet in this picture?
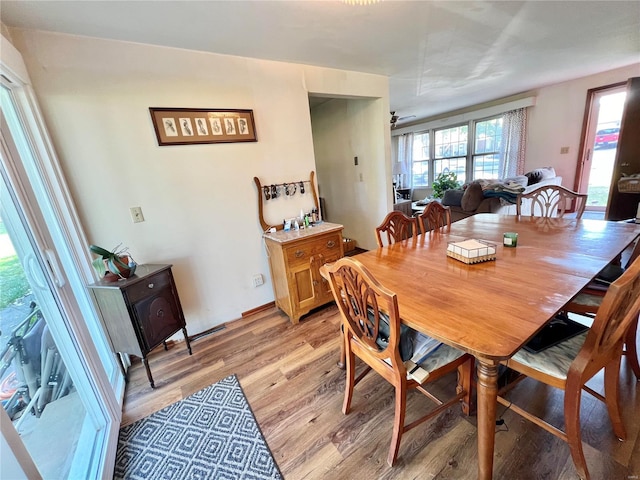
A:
[264,223,344,323]
[87,264,192,388]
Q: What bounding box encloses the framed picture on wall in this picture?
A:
[149,108,257,145]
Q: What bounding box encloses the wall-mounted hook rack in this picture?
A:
[254,171,320,232]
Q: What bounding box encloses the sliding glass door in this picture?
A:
[1,37,123,479]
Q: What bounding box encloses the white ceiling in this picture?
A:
[2,1,639,126]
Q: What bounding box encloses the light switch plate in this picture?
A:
[130,206,145,223]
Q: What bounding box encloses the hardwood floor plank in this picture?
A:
[120,305,640,479]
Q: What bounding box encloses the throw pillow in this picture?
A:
[441,189,464,207]
[525,166,556,185]
[525,170,543,185]
[538,166,556,179]
[461,181,485,212]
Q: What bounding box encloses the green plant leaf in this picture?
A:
[89,245,112,258]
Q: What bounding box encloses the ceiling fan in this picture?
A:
[390,111,416,128]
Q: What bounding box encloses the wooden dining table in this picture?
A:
[348,213,640,479]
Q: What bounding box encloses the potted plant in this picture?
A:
[90,244,137,281]
[432,170,460,199]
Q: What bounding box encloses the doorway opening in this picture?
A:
[577,84,627,214]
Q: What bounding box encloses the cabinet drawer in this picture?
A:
[126,270,171,304]
[285,233,341,267]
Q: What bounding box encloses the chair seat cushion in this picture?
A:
[417,343,467,373]
[572,292,603,308]
[511,331,588,380]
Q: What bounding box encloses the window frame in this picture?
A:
[408,114,504,187]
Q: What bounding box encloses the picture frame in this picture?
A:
[149,108,257,146]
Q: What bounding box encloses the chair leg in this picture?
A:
[457,359,474,415]
[564,379,589,480]
[624,314,640,380]
[604,353,626,440]
[342,338,356,415]
[387,380,407,467]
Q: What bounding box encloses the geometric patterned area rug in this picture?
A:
[114,375,282,480]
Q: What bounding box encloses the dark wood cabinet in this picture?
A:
[606,77,640,221]
[88,264,192,388]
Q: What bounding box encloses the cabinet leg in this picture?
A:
[116,353,128,381]
[183,327,193,355]
[163,340,168,351]
[142,356,155,389]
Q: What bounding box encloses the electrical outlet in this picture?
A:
[252,274,264,287]
[560,146,570,154]
[130,206,145,223]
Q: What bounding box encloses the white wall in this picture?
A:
[526,63,640,186]
[312,97,391,251]
[9,29,389,334]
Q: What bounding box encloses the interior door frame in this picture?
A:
[574,81,627,207]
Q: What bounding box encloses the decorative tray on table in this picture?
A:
[446,239,497,264]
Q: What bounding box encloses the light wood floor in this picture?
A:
[121,304,640,479]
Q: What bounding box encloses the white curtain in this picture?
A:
[393,132,414,188]
[500,108,527,178]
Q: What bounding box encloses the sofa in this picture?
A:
[440,167,562,223]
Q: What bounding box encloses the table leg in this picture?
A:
[476,359,499,480]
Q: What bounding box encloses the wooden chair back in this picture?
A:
[417,201,452,234]
[516,185,587,219]
[579,255,640,374]
[324,256,472,466]
[325,257,404,377]
[375,211,418,247]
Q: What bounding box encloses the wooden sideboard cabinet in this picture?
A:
[264,223,344,323]
[87,264,192,388]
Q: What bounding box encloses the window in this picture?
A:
[411,132,429,186]
[473,117,503,179]
[434,125,467,184]
[406,111,522,187]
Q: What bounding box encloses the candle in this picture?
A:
[503,232,518,247]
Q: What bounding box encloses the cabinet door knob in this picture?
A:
[295,250,304,258]
[148,283,154,289]
[327,240,336,248]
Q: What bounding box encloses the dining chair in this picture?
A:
[324,257,473,466]
[417,201,452,234]
[375,211,418,247]
[516,184,588,219]
[496,255,640,480]
[565,238,640,379]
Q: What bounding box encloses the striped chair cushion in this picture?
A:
[510,331,588,380]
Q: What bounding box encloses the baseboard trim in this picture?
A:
[242,301,276,317]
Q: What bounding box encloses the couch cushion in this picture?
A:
[461,182,484,212]
[442,189,464,207]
